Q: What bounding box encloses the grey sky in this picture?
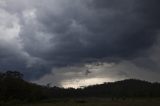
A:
[0,0,160,87]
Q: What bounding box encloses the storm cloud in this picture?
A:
[0,0,160,87]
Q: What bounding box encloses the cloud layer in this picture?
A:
[0,0,160,86]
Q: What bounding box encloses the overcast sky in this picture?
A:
[0,0,160,88]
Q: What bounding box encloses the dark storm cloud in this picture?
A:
[30,0,160,62]
[1,0,160,81]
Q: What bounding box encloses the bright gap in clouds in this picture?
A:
[33,60,160,88]
[61,78,114,89]
[33,62,124,88]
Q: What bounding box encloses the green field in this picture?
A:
[2,98,160,106]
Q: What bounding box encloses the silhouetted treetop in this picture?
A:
[0,71,160,102]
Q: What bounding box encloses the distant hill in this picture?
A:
[78,79,160,98]
[0,71,160,102]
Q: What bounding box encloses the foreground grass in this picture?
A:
[1,98,160,106]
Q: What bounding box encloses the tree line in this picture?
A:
[0,71,160,102]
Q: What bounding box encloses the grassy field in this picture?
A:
[2,98,159,106]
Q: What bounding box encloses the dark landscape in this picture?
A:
[0,71,160,106]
